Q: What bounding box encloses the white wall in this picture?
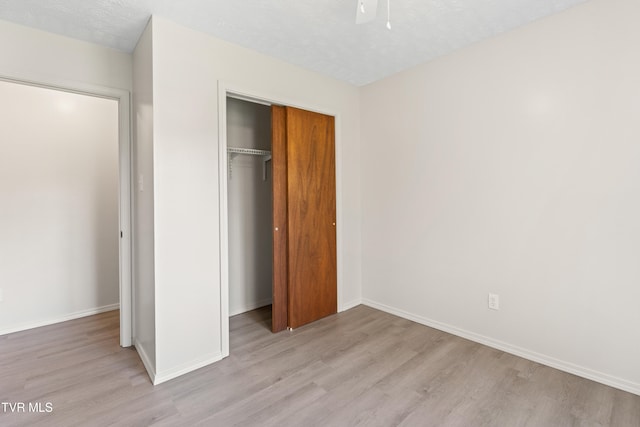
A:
[0,19,131,92]
[0,80,119,334]
[132,20,156,372]
[227,98,273,316]
[149,16,361,382]
[361,0,640,394]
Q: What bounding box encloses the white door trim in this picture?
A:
[218,81,344,358]
[0,73,133,347]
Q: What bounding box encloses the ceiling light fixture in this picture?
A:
[386,0,391,30]
[356,0,391,30]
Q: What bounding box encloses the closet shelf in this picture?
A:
[228,147,271,157]
[227,147,272,181]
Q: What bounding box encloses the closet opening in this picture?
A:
[226,97,274,331]
[221,87,338,357]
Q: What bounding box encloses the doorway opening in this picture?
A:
[0,76,132,347]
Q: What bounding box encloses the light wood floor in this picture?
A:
[1,306,638,426]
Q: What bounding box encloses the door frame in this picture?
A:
[218,81,344,357]
[0,73,133,347]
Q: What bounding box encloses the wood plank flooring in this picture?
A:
[1,305,638,426]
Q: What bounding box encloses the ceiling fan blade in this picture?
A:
[356,0,378,24]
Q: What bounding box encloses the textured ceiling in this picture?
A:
[0,0,590,86]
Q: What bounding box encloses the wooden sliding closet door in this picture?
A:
[285,107,337,329]
[271,106,288,333]
[271,105,337,332]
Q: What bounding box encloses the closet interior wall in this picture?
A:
[227,97,273,316]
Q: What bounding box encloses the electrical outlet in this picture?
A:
[488,293,499,310]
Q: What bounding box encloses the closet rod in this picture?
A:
[228,147,271,157]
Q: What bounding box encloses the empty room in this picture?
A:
[0,0,638,425]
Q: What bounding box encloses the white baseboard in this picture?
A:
[0,303,120,336]
[153,352,223,385]
[229,298,272,316]
[362,298,640,397]
[340,298,362,312]
[134,339,156,384]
